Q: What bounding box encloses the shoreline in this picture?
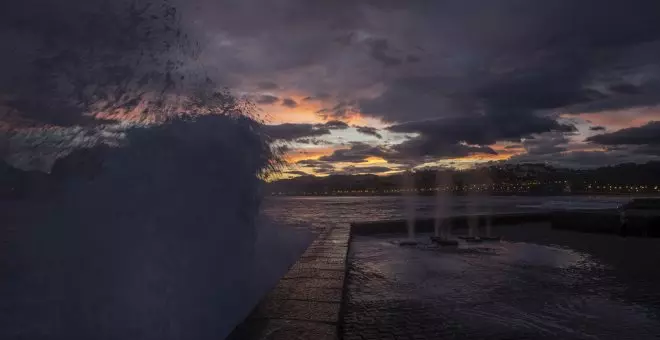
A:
[269,192,660,197]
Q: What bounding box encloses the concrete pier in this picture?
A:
[228,225,351,340]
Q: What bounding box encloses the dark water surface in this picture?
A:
[262,195,630,228]
[345,228,660,339]
[264,196,660,339]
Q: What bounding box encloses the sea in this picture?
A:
[262,195,634,229]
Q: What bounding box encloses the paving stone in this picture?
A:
[312,239,350,246]
[278,278,345,289]
[283,268,346,280]
[300,252,347,260]
[310,240,347,245]
[228,224,351,339]
[317,233,350,238]
[304,248,347,254]
[306,243,348,249]
[325,234,350,240]
[298,257,346,266]
[309,243,348,250]
[304,244,348,250]
[254,299,340,323]
[313,241,349,247]
[291,262,345,271]
[320,232,350,237]
[306,247,348,255]
[267,286,343,303]
[228,319,338,340]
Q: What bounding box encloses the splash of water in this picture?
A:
[403,170,416,240]
[485,199,493,237]
[0,115,307,340]
[434,170,452,239]
[483,171,494,237]
[467,173,479,238]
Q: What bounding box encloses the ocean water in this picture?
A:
[262,195,633,228]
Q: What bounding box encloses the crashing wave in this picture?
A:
[0,114,313,339]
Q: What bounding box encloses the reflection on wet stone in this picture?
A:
[228,225,350,339]
[342,225,660,339]
[229,319,337,340]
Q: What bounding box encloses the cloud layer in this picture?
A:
[4,0,660,173]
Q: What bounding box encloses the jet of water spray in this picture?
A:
[403,170,416,241]
[467,172,479,239]
[434,170,452,238]
[483,170,494,238]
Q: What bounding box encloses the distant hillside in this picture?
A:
[267,162,660,196]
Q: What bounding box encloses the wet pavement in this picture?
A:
[342,224,660,339]
[228,225,350,340]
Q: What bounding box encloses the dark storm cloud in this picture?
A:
[507,150,660,169]
[296,157,392,175]
[257,81,279,90]
[319,142,387,163]
[10,0,659,128]
[285,170,310,176]
[522,132,569,156]
[587,121,660,145]
[348,1,660,165]
[323,120,349,130]
[256,95,280,105]
[386,113,575,152]
[263,121,350,141]
[368,38,403,67]
[339,165,392,175]
[609,83,641,95]
[387,136,497,165]
[317,137,497,166]
[358,63,596,125]
[263,123,330,141]
[1,0,196,128]
[303,93,331,102]
[633,145,660,156]
[316,101,358,120]
[295,159,335,174]
[589,126,606,131]
[565,80,660,114]
[295,138,332,145]
[526,145,565,156]
[354,126,383,139]
[405,55,421,63]
[8,0,660,168]
[281,98,298,108]
[180,0,660,168]
[296,159,325,166]
[377,108,580,163]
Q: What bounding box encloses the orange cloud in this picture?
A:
[566,106,660,130]
[490,142,524,156]
[283,146,338,163]
[363,156,388,164]
[258,91,369,126]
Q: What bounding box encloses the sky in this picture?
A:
[2,0,660,175]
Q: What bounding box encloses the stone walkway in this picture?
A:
[228,225,351,340]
